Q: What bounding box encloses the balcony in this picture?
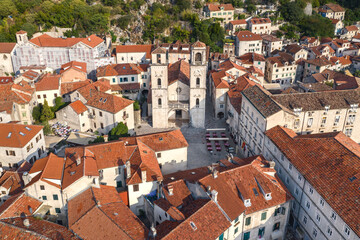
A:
[169,101,189,111]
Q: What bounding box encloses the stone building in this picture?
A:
[150,41,207,128]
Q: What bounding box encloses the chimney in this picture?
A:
[269,161,275,169]
[211,189,218,202]
[126,161,131,179]
[212,169,218,179]
[141,167,147,183]
[76,157,81,166]
[150,225,157,238]
[23,219,30,227]
[207,185,211,194]
[168,185,174,196]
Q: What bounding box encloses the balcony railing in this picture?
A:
[169,101,189,110]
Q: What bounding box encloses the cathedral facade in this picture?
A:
[150,41,207,128]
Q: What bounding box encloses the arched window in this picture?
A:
[157,78,161,87]
[196,78,200,87]
[195,52,202,63]
[196,98,200,108]
[158,98,162,107]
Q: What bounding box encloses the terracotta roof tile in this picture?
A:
[266,126,360,237]
[69,100,88,115]
[191,41,206,48]
[110,83,141,91]
[0,193,42,219]
[116,44,154,59]
[61,80,92,96]
[168,60,190,86]
[0,43,16,54]
[60,61,87,73]
[0,217,78,239]
[35,73,60,91]
[250,18,271,24]
[68,186,148,240]
[30,34,103,48]
[206,3,234,11]
[0,171,23,195]
[236,31,262,41]
[229,19,247,25]
[0,123,43,148]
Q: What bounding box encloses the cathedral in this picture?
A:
[149,41,207,128]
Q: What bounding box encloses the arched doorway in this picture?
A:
[168,108,189,127]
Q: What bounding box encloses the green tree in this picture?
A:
[280,1,304,24]
[42,121,52,135]
[133,100,140,111]
[32,105,42,123]
[299,15,334,38]
[51,97,66,112]
[40,100,54,122]
[0,0,17,19]
[246,4,256,14]
[89,136,105,144]
[109,122,129,140]
[354,70,360,77]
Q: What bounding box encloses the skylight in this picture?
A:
[349,176,357,182]
[190,221,197,231]
[99,98,103,102]
[25,126,31,131]
[103,98,107,103]
[253,188,259,196]
[7,132,12,138]
[19,132,25,136]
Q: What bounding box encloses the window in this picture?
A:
[295,188,299,195]
[157,78,161,87]
[298,174,302,181]
[235,216,239,223]
[131,77,135,82]
[273,222,280,231]
[243,232,250,240]
[40,185,45,190]
[6,150,15,156]
[245,217,251,226]
[157,153,161,158]
[347,114,356,124]
[37,95,41,99]
[345,226,351,236]
[159,215,162,221]
[345,128,353,137]
[288,163,293,170]
[220,104,224,108]
[303,216,307,224]
[43,94,46,99]
[112,78,116,83]
[196,98,199,108]
[234,227,238,234]
[55,208,61,213]
[320,198,324,207]
[309,187,313,194]
[258,227,265,238]
[327,227,333,236]
[321,117,327,124]
[196,78,200,87]
[312,228,318,237]
[42,196,47,200]
[100,123,104,129]
[316,214,321,222]
[99,111,102,117]
[158,98,162,107]
[133,184,139,192]
[261,212,267,220]
[53,194,58,200]
[331,211,337,221]
[306,201,311,209]
[307,118,313,127]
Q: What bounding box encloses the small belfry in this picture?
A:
[150,41,207,128]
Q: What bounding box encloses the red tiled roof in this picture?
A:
[0,77,13,84]
[0,171,23,195]
[219,59,247,72]
[0,43,16,54]
[60,61,87,73]
[236,31,262,41]
[80,88,133,113]
[250,18,271,24]
[0,217,78,239]
[168,60,190,86]
[266,126,360,237]
[16,30,27,34]
[30,34,103,48]
[323,3,345,12]
[35,73,60,91]
[0,193,42,219]
[229,19,247,25]
[110,83,141,91]
[227,75,256,114]
[346,25,359,32]
[156,200,231,240]
[69,100,88,115]
[0,123,43,148]
[116,44,154,59]
[97,63,144,77]
[206,3,234,11]
[191,41,206,48]
[60,80,92,96]
[211,71,230,89]
[26,153,64,189]
[68,186,148,240]
[21,70,40,81]
[236,52,265,64]
[154,198,186,221]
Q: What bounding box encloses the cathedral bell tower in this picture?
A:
[189,41,207,128]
